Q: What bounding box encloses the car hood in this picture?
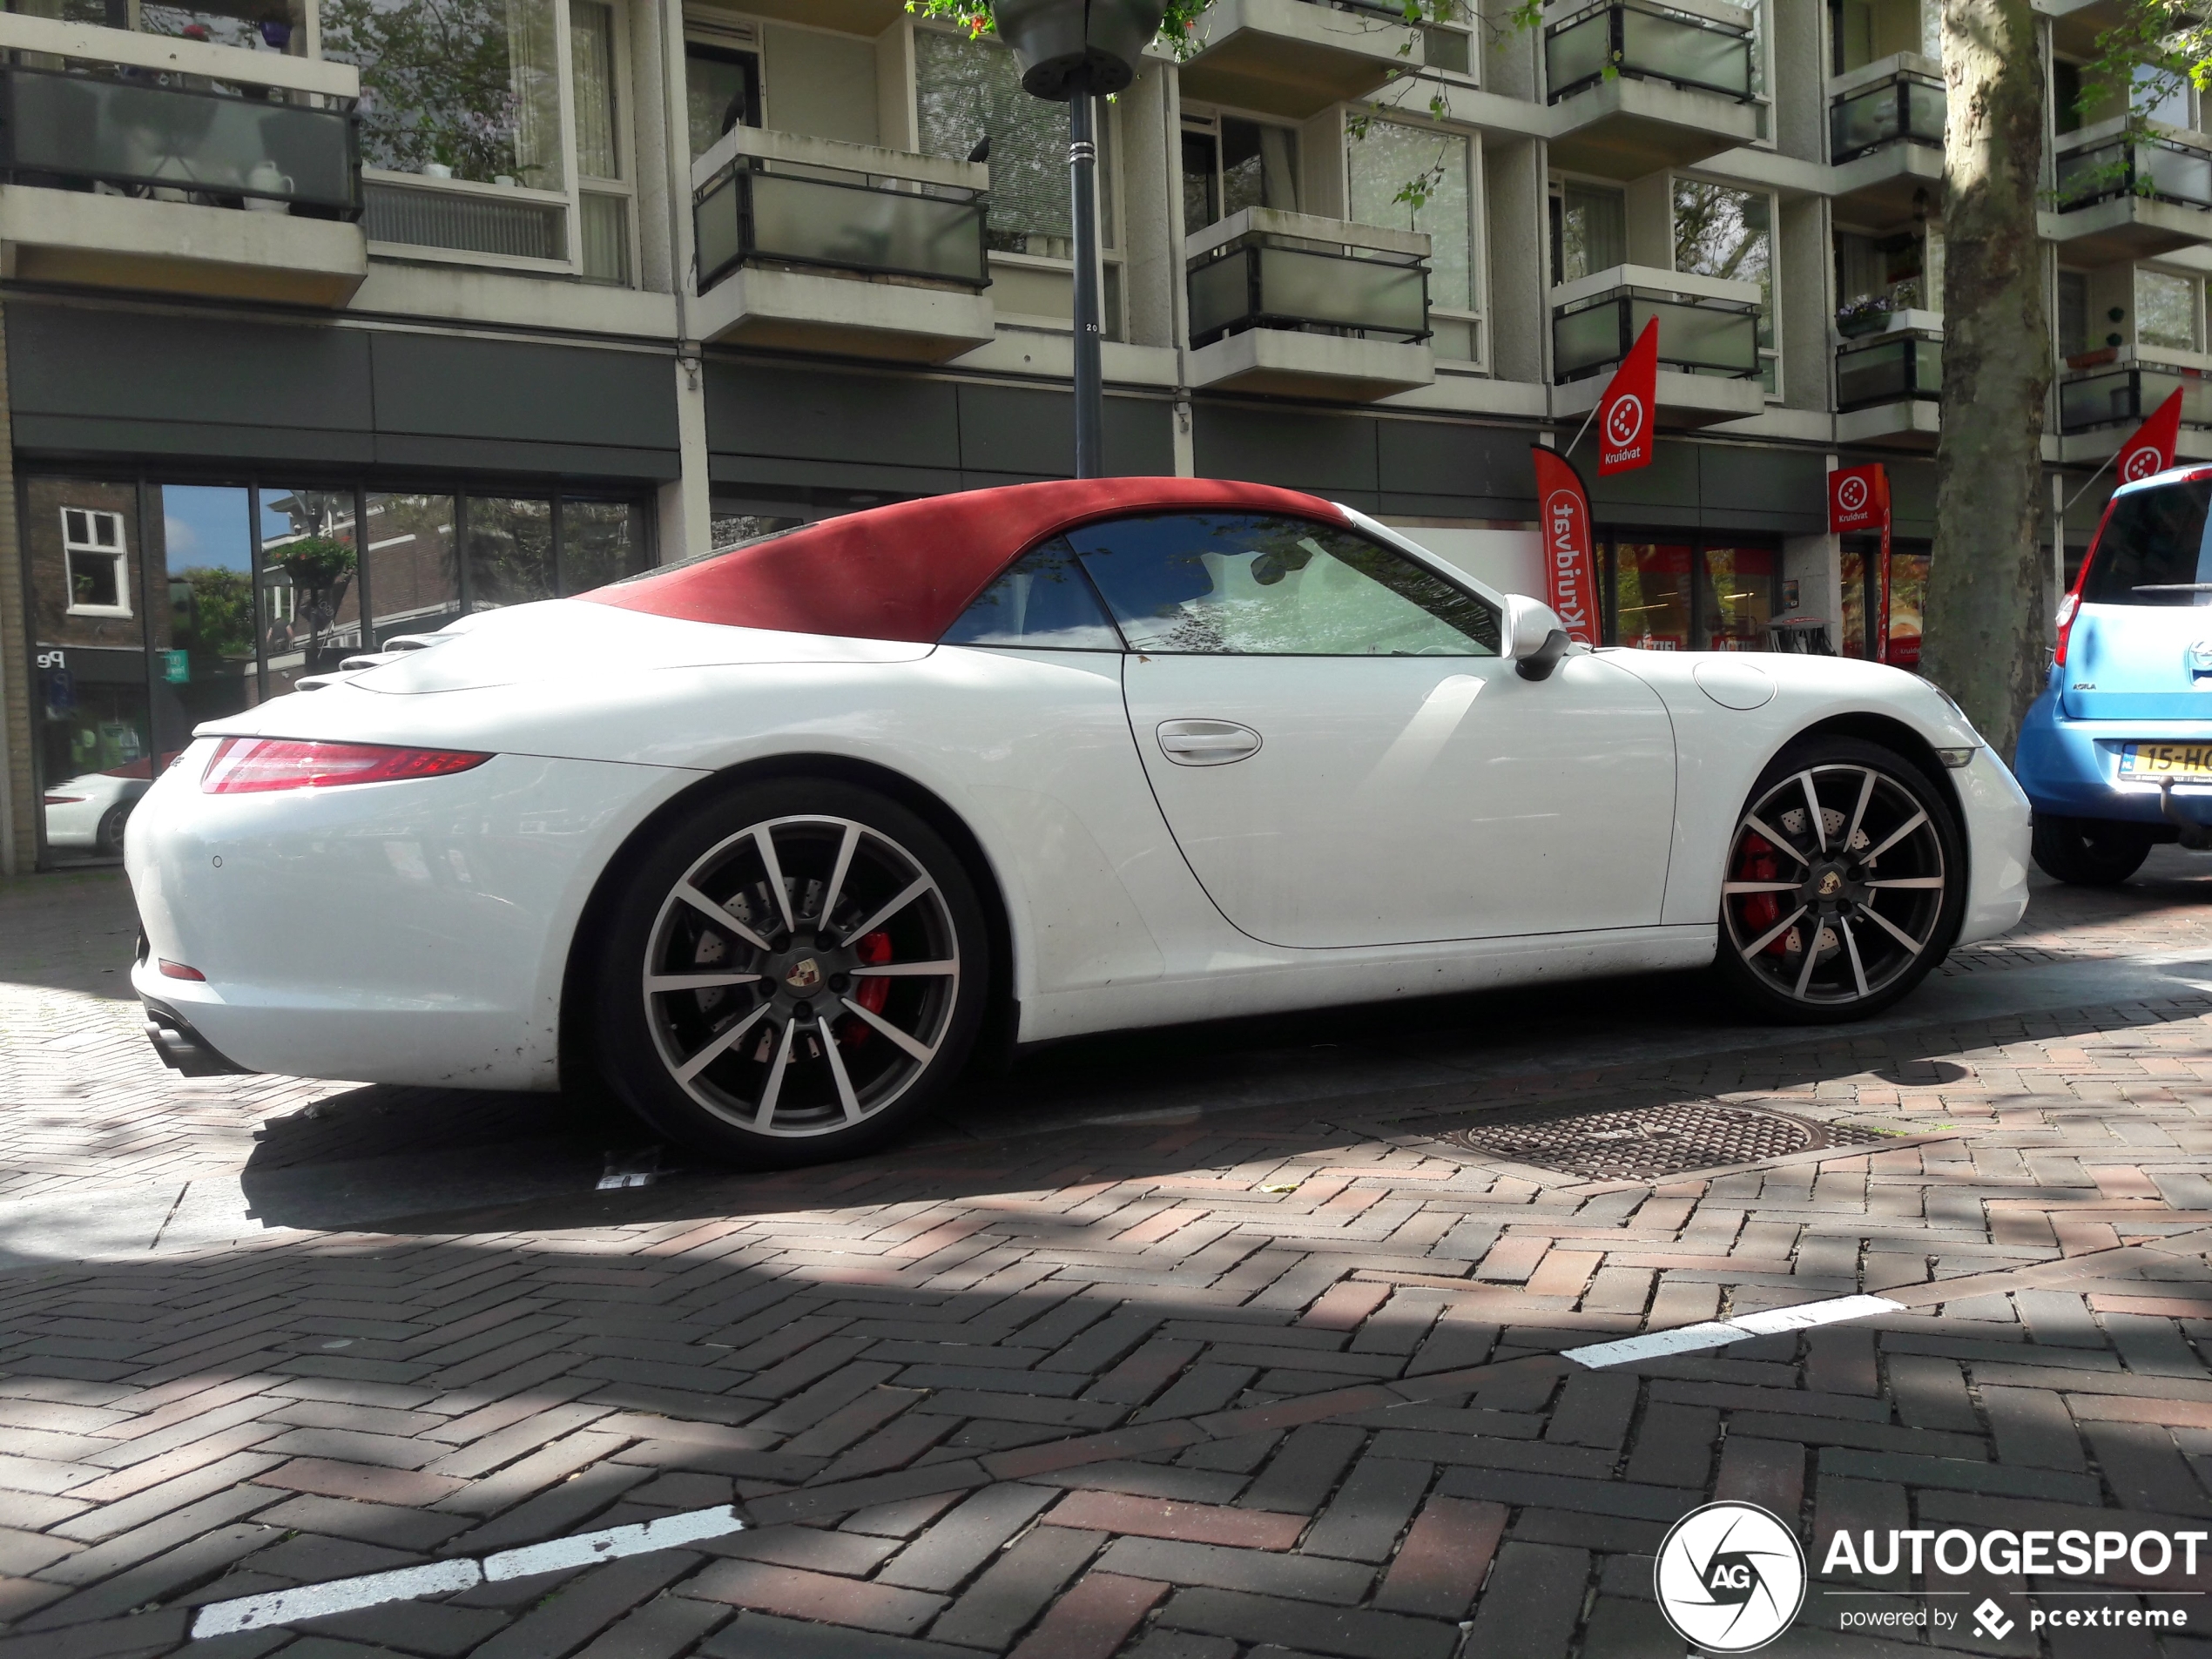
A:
[346,600,934,695]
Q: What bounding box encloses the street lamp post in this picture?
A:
[992,0,1168,481]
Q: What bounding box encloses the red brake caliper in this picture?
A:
[1735,833,1790,956]
[841,931,893,1044]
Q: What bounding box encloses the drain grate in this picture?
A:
[1432,1097,1891,1182]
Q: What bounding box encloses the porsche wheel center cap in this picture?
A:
[783,958,824,994]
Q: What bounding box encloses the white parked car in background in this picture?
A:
[45,762,152,856]
[126,478,2029,1164]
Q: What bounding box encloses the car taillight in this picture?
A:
[2054,591,2081,668]
[43,793,84,806]
[201,738,492,794]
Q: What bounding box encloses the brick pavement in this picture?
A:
[7,863,2212,1655]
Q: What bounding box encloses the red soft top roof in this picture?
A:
[580,476,1347,643]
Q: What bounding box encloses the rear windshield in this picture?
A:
[2083,480,2212,605]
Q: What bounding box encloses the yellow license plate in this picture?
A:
[2120,742,2212,779]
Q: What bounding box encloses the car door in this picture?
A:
[1066,510,1677,948]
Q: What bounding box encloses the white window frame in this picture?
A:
[61,508,131,619]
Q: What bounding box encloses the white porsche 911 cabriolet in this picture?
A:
[127,478,2029,1163]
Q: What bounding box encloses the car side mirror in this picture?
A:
[1504,595,1572,682]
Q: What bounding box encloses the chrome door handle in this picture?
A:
[1157,719,1263,766]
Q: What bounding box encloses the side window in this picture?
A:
[942,538,1123,650]
[1067,512,1499,657]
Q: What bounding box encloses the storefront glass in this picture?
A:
[1841,544,1870,658]
[260,488,362,698]
[467,497,556,610]
[1703,544,1776,650]
[1614,542,1693,650]
[365,492,460,646]
[25,476,152,865]
[152,484,260,765]
[560,498,646,593]
[1838,537,1931,663]
[1887,546,1930,666]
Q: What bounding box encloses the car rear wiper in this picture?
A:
[2131,583,2212,591]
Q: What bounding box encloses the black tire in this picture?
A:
[593,778,989,1167]
[95,801,132,858]
[2031,814,2154,887]
[1714,735,1966,1023]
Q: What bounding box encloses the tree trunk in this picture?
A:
[1922,0,2050,758]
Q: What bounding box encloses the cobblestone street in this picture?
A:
[9,860,2212,1656]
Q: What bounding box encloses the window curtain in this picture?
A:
[570,0,618,180]
[509,0,564,190]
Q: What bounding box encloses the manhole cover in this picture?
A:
[1433,1098,1890,1182]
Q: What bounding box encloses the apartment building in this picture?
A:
[0,0,2168,871]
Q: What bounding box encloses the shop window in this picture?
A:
[260,488,361,698]
[1887,548,1929,667]
[1614,543,1693,651]
[1703,544,1777,651]
[560,498,648,592]
[1350,119,1482,365]
[366,493,460,646]
[1675,179,1777,393]
[468,497,556,609]
[63,508,131,617]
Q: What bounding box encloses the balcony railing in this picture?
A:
[2055,130,2212,213]
[1545,0,1754,105]
[2060,359,2212,434]
[0,14,359,218]
[692,127,988,295]
[1185,208,1430,349]
[1837,326,1941,411]
[1550,264,1760,382]
[1830,70,1945,164]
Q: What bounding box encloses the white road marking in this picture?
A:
[188,1505,744,1638]
[1563,1293,1905,1370]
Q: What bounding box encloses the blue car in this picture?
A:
[2017,463,2212,884]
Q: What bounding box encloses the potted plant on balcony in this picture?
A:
[1836,294,1892,339]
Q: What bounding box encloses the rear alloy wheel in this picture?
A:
[2031,814,2154,887]
[596,780,988,1165]
[1716,738,1965,1022]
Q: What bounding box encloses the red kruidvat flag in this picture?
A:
[2116,387,2184,486]
[1531,445,1598,646]
[1596,317,1660,476]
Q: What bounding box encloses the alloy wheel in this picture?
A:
[640,814,960,1137]
[1722,762,1946,1008]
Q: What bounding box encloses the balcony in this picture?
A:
[0,13,364,306]
[1827,59,1945,221]
[2057,352,2212,466]
[1835,314,1942,448]
[1549,264,1764,427]
[691,126,993,364]
[1542,0,1760,178]
[1184,208,1434,401]
[1181,0,1436,120]
[2046,124,2212,264]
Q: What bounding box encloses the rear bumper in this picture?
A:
[2015,684,2212,826]
[141,995,253,1077]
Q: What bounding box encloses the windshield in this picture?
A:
[2082,479,2212,606]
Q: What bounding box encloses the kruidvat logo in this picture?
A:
[1542,487,1591,638]
[1835,475,1870,516]
[1655,1503,1805,1652]
[2121,442,2166,482]
[1602,393,1648,468]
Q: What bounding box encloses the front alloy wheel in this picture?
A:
[1716,738,1963,1021]
[597,780,987,1164]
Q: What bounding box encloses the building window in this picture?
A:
[916,28,1084,260]
[2058,268,2089,359]
[686,41,761,160]
[63,508,131,617]
[1830,0,1938,74]
[1675,177,1777,393]
[1348,118,1483,366]
[330,0,637,282]
[2137,267,2202,353]
[1549,179,1626,287]
[1182,114,1298,233]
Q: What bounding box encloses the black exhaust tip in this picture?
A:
[141,997,253,1077]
